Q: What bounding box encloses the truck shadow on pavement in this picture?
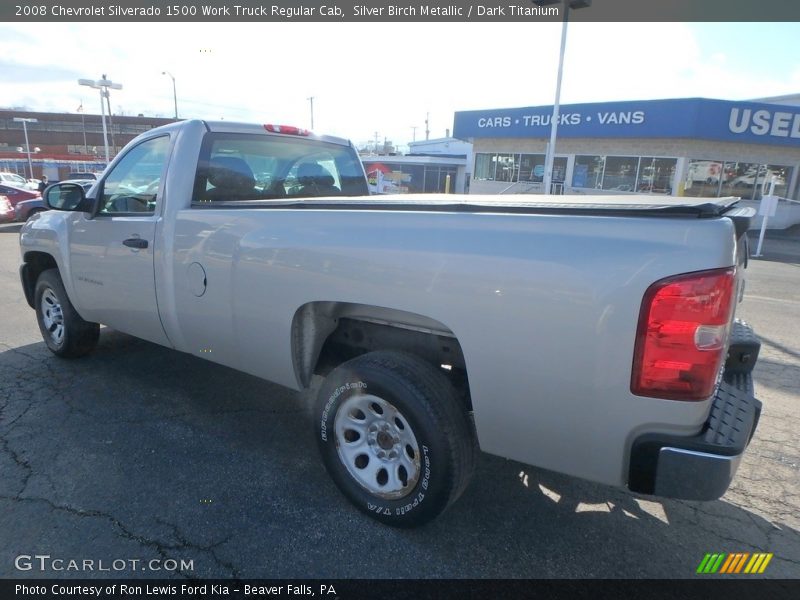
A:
[1,330,798,579]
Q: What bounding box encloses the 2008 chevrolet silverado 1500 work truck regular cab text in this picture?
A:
[19,120,763,527]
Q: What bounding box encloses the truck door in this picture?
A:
[67,135,171,346]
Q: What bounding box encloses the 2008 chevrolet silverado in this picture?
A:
[19,119,762,527]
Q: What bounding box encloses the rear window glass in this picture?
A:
[192,133,368,204]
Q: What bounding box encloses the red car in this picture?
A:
[0,184,40,212]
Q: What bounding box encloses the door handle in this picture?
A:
[123,238,148,249]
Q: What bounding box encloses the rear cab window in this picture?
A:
[192,132,368,205]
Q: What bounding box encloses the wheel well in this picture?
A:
[21,251,58,308]
[291,302,472,412]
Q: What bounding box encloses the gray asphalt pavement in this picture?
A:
[1,221,798,579]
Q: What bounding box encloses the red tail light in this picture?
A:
[632,268,736,401]
[264,124,310,136]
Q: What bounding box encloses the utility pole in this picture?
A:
[103,77,117,154]
[79,75,122,163]
[374,132,379,155]
[425,113,430,141]
[534,0,593,194]
[410,126,417,142]
[308,96,314,129]
[13,117,37,179]
[78,101,88,155]
[162,71,178,119]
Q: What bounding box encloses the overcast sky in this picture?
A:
[0,22,798,150]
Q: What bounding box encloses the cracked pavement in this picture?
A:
[1,223,798,579]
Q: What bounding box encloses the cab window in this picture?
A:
[99,136,169,215]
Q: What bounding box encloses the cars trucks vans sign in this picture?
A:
[454,98,800,147]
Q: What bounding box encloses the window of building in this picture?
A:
[474,153,493,180]
[475,152,566,184]
[687,160,794,200]
[636,157,677,194]
[601,156,639,192]
[493,153,517,182]
[519,154,544,181]
[473,153,518,181]
[685,159,724,198]
[423,166,459,193]
[572,155,605,189]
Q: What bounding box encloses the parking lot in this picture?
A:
[0,221,798,579]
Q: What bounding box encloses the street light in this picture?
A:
[78,75,123,163]
[13,117,38,179]
[162,71,178,119]
[534,0,592,194]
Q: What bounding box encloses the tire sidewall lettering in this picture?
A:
[320,381,367,442]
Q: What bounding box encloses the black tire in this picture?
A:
[34,268,99,358]
[315,350,476,527]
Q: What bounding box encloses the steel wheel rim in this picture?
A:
[334,393,421,500]
[41,288,65,346]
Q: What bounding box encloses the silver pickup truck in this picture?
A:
[19,119,762,527]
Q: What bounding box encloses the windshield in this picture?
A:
[1,173,28,186]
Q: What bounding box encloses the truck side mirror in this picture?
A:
[44,183,94,213]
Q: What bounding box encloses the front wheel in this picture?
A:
[315,351,476,527]
[34,269,99,358]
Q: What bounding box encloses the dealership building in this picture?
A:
[453,96,800,204]
[361,137,472,194]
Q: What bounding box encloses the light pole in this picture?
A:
[162,71,178,119]
[534,0,592,194]
[13,117,38,179]
[78,75,123,164]
[308,96,314,130]
[77,101,88,155]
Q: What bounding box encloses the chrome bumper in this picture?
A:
[628,378,761,501]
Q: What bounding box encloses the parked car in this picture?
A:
[0,184,40,211]
[0,172,39,191]
[12,198,46,222]
[731,171,786,188]
[66,172,98,180]
[0,195,14,223]
[15,180,95,222]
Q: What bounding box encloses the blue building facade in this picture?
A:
[454,97,800,200]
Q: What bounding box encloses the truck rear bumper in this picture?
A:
[628,377,761,501]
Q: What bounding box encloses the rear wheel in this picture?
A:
[34,269,99,358]
[315,350,476,527]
